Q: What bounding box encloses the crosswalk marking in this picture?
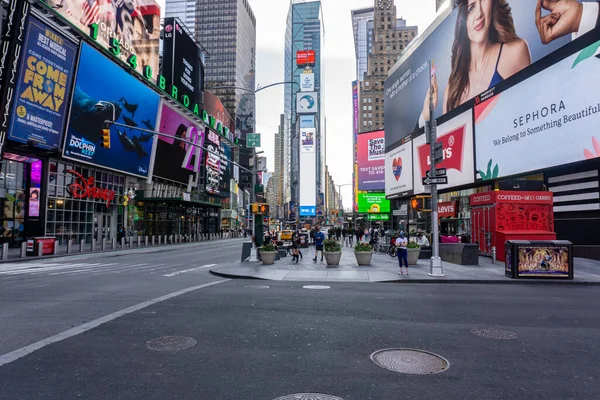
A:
[163,264,217,277]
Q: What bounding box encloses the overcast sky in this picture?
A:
[159,0,441,208]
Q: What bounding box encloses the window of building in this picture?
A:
[375,105,379,110]
[363,113,367,118]
[363,98,367,103]
[376,113,379,118]
[375,98,379,102]
[368,106,372,110]
[380,45,383,51]
[363,106,367,110]
[368,98,372,103]
[363,121,367,126]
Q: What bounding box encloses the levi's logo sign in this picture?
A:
[418,125,465,178]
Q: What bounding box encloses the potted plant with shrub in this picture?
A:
[354,242,373,266]
[323,238,342,267]
[260,242,278,265]
[407,241,421,265]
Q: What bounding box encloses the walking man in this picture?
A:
[313,227,325,262]
[395,231,409,275]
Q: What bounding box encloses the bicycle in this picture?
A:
[388,245,397,258]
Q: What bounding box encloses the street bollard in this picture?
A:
[121,238,125,248]
[20,242,27,258]
[91,239,96,252]
[491,246,497,265]
[112,238,117,250]
[53,241,58,255]
[137,236,141,247]
[80,239,85,253]
[164,235,168,244]
[158,236,162,245]
[152,236,155,246]
[37,242,43,257]
[1,243,8,260]
[67,239,73,254]
[102,238,107,251]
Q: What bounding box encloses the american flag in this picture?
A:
[80,0,100,26]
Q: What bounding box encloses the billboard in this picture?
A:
[297,91,318,114]
[475,38,600,180]
[153,102,204,184]
[220,142,232,196]
[385,136,413,199]
[203,91,235,135]
[352,80,359,147]
[517,245,570,278]
[205,130,221,195]
[63,43,160,177]
[296,50,316,66]
[384,0,594,148]
[46,0,161,79]
[413,109,474,194]
[9,17,77,150]
[358,193,391,213]
[162,17,203,108]
[300,73,315,92]
[300,115,314,128]
[357,130,385,191]
[300,128,315,153]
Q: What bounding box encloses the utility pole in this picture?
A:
[428,60,444,277]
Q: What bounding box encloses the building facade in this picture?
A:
[273,114,285,220]
[358,0,417,133]
[351,7,375,84]
[284,0,325,221]
[164,0,197,36]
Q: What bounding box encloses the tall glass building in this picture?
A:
[164,0,197,36]
[284,0,324,218]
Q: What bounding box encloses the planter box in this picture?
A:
[354,251,373,266]
[407,247,421,265]
[324,251,342,267]
[261,251,278,265]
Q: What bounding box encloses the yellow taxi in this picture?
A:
[280,230,294,241]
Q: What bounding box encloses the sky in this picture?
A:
[158,0,441,209]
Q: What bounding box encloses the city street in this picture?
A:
[1,240,599,399]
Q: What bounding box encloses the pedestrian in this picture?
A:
[309,228,315,246]
[396,231,409,275]
[313,227,325,262]
[348,227,354,246]
[342,227,347,247]
[117,227,125,247]
[335,227,341,242]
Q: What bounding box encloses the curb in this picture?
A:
[209,267,600,285]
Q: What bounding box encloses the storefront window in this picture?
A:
[0,160,27,245]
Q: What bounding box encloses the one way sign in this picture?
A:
[426,168,447,178]
[422,176,448,186]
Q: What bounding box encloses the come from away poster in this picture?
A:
[9,17,77,150]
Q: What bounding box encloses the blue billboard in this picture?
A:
[300,206,316,217]
[63,43,160,177]
[9,17,77,149]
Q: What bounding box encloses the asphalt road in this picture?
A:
[1,242,599,399]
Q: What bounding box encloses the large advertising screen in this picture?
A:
[203,91,235,135]
[475,37,600,180]
[358,193,391,213]
[384,0,594,148]
[299,125,316,216]
[9,17,77,150]
[385,136,413,199]
[162,17,202,108]
[301,128,315,153]
[357,130,385,191]
[46,0,161,79]
[220,142,231,196]
[63,43,160,177]
[413,110,474,194]
[205,130,221,195]
[297,91,318,114]
[153,102,204,184]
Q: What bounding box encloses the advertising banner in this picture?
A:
[153,102,204,184]
[475,37,600,180]
[300,73,315,92]
[220,142,232,196]
[358,193,390,213]
[357,130,385,191]
[205,130,221,195]
[162,17,202,107]
[300,127,315,153]
[203,91,235,136]
[517,245,570,277]
[63,43,160,177]
[45,0,161,79]
[296,50,316,66]
[352,80,359,141]
[300,115,314,128]
[413,110,474,194]
[385,137,413,199]
[297,91,318,114]
[384,0,594,149]
[9,17,77,150]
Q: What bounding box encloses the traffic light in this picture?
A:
[101,129,111,148]
[411,196,432,211]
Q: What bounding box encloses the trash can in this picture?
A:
[506,240,573,279]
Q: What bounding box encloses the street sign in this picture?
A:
[247,133,261,147]
[393,204,408,216]
[426,168,447,178]
[433,142,444,164]
[422,176,448,186]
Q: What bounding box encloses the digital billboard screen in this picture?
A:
[205,130,221,195]
[385,136,413,199]
[63,43,160,177]
[384,0,592,148]
[9,17,77,150]
[45,0,161,79]
[153,102,204,184]
[358,193,391,214]
[357,130,385,191]
[162,17,203,108]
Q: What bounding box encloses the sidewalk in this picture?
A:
[210,244,600,285]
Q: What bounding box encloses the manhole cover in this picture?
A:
[273,395,343,400]
[245,285,270,289]
[471,327,518,340]
[370,348,449,375]
[303,285,331,290]
[145,336,197,351]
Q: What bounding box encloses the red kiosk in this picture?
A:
[470,191,556,262]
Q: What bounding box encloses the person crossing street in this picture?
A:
[313,227,325,262]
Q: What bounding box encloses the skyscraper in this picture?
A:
[273,114,285,219]
[351,7,375,84]
[164,0,197,36]
[284,0,324,219]
[357,0,417,133]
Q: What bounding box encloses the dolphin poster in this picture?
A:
[63,43,160,178]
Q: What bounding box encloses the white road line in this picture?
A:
[163,264,217,277]
[0,263,104,275]
[0,279,229,367]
